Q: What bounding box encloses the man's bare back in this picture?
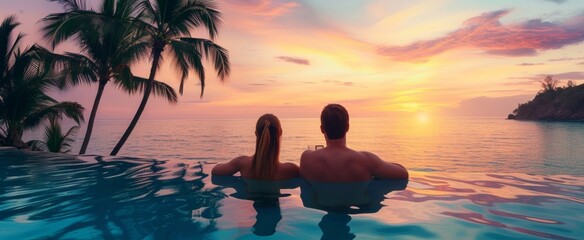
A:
[300,145,408,182]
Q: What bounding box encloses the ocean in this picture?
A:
[24,117,584,175]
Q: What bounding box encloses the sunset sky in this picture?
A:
[2,0,584,119]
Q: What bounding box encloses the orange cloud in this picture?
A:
[378,10,584,61]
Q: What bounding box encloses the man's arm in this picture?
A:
[362,151,409,179]
[211,156,245,176]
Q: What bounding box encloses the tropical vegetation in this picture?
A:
[27,117,79,153]
[42,0,179,154]
[0,16,84,148]
[110,0,230,155]
[1,0,229,154]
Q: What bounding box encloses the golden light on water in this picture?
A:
[417,112,428,124]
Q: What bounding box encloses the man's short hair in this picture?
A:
[320,104,349,139]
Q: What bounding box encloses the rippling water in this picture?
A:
[0,150,582,239]
[25,117,584,175]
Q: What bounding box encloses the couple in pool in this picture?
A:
[212,103,408,182]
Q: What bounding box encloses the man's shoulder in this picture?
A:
[300,149,322,159]
[358,151,379,160]
[300,149,328,170]
[300,150,316,163]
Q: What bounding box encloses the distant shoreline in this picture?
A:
[506,117,584,123]
[508,79,584,121]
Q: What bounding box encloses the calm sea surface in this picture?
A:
[25,117,584,175]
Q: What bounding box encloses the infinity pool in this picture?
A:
[1,149,582,239]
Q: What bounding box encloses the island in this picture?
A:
[508,76,584,121]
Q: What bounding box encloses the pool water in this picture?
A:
[1,149,583,239]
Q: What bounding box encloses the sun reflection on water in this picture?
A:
[417,112,428,124]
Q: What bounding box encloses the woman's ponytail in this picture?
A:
[252,115,281,180]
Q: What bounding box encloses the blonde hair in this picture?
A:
[251,114,282,180]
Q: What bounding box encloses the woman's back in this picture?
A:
[234,156,299,180]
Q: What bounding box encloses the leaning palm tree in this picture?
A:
[27,117,79,153]
[42,0,178,154]
[110,0,230,155]
[0,16,85,148]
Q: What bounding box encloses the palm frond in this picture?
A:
[111,33,150,67]
[44,118,65,153]
[168,39,204,96]
[48,0,87,12]
[26,140,48,152]
[114,0,145,19]
[23,101,85,130]
[41,11,105,48]
[114,75,178,103]
[54,52,100,89]
[138,0,159,27]
[179,37,230,81]
[170,0,221,39]
[189,0,222,39]
[14,46,66,91]
[6,32,24,71]
[60,125,79,153]
[153,0,182,31]
[151,79,179,103]
[1,16,21,83]
[112,65,135,91]
[26,118,79,153]
[101,0,116,17]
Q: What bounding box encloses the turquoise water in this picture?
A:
[1,149,583,239]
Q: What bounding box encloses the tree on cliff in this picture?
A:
[539,75,558,93]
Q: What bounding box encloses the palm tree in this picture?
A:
[110,0,230,155]
[42,0,179,154]
[27,117,79,153]
[0,16,85,148]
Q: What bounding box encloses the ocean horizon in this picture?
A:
[24,117,584,175]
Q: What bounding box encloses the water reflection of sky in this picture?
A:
[0,150,582,239]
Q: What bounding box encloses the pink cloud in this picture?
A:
[223,0,299,17]
[378,10,584,61]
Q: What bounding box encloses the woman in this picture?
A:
[211,114,299,180]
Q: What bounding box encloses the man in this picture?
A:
[300,104,409,182]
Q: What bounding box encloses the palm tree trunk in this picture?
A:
[79,81,106,154]
[110,51,161,156]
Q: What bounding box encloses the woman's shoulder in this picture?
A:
[231,155,252,163]
[212,155,252,176]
